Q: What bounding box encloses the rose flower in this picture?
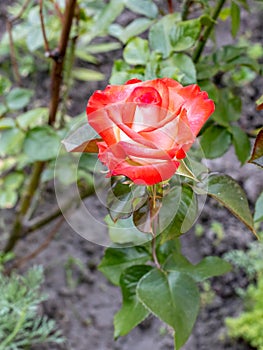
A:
[86,78,215,185]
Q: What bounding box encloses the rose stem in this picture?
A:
[192,0,226,63]
[151,185,161,269]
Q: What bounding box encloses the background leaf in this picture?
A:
[0,128,25,156]
[230,125,251,164]
[231,1,240,38]
[200,125,232,158]
[124,0,158,18]
[23,126,61,161]
[6,88,33,110]
[123,38,150,65]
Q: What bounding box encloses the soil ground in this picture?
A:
[0,1,263,350]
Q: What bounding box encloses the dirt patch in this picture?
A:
[1,2,263,350]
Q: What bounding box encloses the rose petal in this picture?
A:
[98,144,180,185]
[139,109,194,150]
[111,141,180,160]
[177,85,215,135]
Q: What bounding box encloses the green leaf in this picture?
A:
[0,103,8,117]
[23,126,61,161]
[0,118,16,130]
[92,0,125,36]
[86,42,121,54]
[176,159,198,181]
[230,125,251,165]
[123,38,150,65]
[2,172,24,191]
[170,18,201,51]
[231,1,240,37]
[98,247,150,285]
[0,128,25,156]
[26,27,44,52]
[149,15,200,58]
[159,53,196,85]
[110,18,153,44]
[124,0,158,18]
[72,68,104,81]
[114,265,152,338]
[159,185,198,242]
[149,14,180,58]
[248,128,263,168]
[254,192,263,223]
[137,269,200,349]
[107,179,147,222]
[75,50,98,64]
[16,108,48,130]
[0,189,18,209]
[145,52,161,80]
[6,88,33,110]
[198,174,256,235]
[197,80,219,103]
[212,90,242,127]
[200,125,231,158]
[105,215,151,246]
[156,239,182,265]
[0,75,11,94]
[164,254,231,282]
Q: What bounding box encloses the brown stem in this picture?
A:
[48,0,77,125]
[6,20,21,85]
[22,184,95,236]
[167,0,174,13]
[192,0,226,63]
[5,0,32,85]
[181,0,192,20]
[4,162,45,253]
[6,217,64,273]
[39,0,51,55]
[53,0,64,22]
[151,186,161,269]
[10,0,31,23]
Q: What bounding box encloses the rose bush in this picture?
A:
[86,78,215,185]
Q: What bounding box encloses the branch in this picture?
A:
[10,0,31,23]
[4,162,45,253]
[39,0,51,55]
[192,0,226,63]
[167,0,174,13]
[181,0,192,20]
[48,0,77,125]
[23,184,95,236]
[6,20,21,85]
[6,217,64,273]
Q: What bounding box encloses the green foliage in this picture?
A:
[0,266,63,349]
[226,275,263,350]
[224,232,263,279]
